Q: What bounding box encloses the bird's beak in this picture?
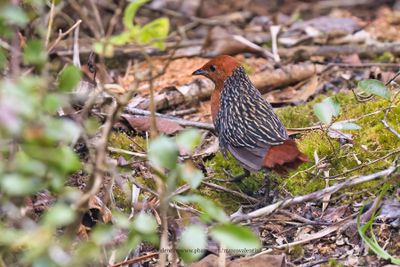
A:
[192,69,207,76]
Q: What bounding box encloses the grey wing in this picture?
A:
[221,93,288,148]
[217,92,288,171]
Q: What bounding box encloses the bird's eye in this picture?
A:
[209,65,217,72]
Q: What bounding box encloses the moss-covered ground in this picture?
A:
[202,91,400,211]
[108,91,400,213]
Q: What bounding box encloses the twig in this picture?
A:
[201,181,259,203]
[88,0,105,36]
[70,80,140,235]
[67,0,101,39]
[45,0,56,47]
[381,90,400,139]
[231,165,397,223]
[385,71,400,86]
[105,0,124,37]
[109,252,159,267]
[270,25,281,63]
[253,216,352,258]
[124,107,214,131]
[47,19,82,53]
[329,148,400,180]
[107,147,147,158]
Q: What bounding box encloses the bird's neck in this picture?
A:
[211,67,253,122]
[211,89,221,122]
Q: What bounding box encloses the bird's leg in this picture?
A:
[263,169,272,205]
[223,169,250,182]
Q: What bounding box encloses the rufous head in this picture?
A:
[192,55,241,90]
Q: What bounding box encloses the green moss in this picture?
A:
[109,132,146,159]
[113,184,130,212]
[374,51,395,63]
[278,91,400,195]
[202,152,266,212]
[288,244,304,258]
[205,91,400,206]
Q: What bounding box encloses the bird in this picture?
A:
[192,55,308,181]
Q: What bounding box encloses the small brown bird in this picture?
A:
[193,55,307,178]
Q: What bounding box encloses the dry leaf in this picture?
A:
[122,114,183,135]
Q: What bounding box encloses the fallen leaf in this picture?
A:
[188,254,287,267]
[122,114,183,135]
[321,205,349,223]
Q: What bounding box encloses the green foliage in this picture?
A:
[0,4,28,26]
[148,135,178,170]
[0,3,165,266]
[209,224,261,255]
[358,79,391,100]
[357,184,400,264]
[178,225,207,263]
[148,134,261,259]
[94,0,170,56]
[58,65,82,92]
[313,96,341,124]
[23,39,47,66]
[174,194,229,223]
[123,0,149,30]
[132,213,158,234]
[176,128,201,154]
[277,91,400,196]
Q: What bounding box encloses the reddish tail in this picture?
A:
[263,140,308,174]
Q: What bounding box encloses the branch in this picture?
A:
[124,107,215,131]
[47,19,82,52]
[231,165,397,223]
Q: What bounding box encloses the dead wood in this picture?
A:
[279,42,400,61]
[231,165,397,223]
[129,78,214,111]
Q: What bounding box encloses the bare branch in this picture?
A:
[232,165,397,223]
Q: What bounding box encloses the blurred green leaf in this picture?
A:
[93,42,114,57]
[83,118,100,135]
[0,5,28,26]
[179,163,203,189]
[43,94,63,114]
[46,119,81,144]
[313,97,340,125]
[123,0,149,29]
[23,144,80,173]
[43,203,76,227]
[1,174,40,196]
[92,224,116,245]
[0,47,7,70]
[58,65,82,92]
[323,97,340,116]
[0,18,13,38]
[210,224,261,255]
[178,225,206,263]
[176,129,201,154]
[109,31,134,45]
[174,195,229,223]
[23,39,47,66]
[331,122,361,130]
[148,135,178,170]
[358,79,391,100]
[132,213,158,235]
[15,151,46,177]
[58,146,81,173]
[357,184,400,264]
[137,18,169,50]
[313,102,331,124]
